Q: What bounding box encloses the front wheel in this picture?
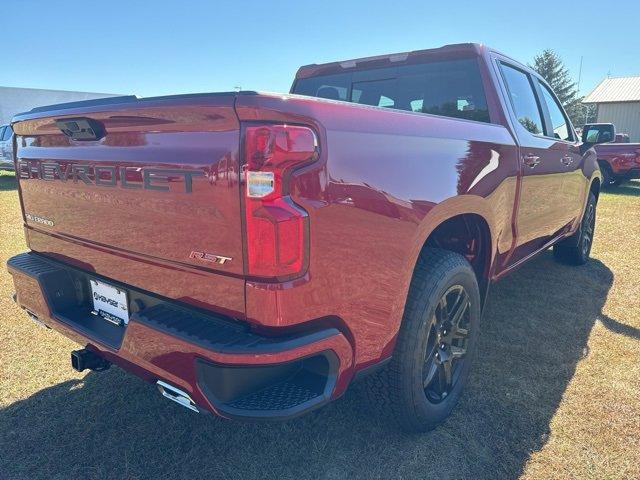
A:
[553,191,597,265]
[374,248,481,432]
[599,162,621,188]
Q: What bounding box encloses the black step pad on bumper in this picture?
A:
[8,252,65,277]
[8,252,78,313]
[227,381,320,411]
[133,303,339,355]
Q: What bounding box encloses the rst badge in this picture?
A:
[189,251,232,265]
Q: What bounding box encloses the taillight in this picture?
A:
[243,124,318,279]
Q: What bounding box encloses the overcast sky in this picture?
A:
[4,0,638,98]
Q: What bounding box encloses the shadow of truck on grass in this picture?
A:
[603,180,640,198]
[0,252,623,480]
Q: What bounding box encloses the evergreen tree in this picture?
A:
[530,50,585,127]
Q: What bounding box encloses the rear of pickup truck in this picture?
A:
[7,92,354,420]
[7,47,520,424]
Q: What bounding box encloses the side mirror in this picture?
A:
[582,123,616,145]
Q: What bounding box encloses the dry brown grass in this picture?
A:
[0,169,638,480]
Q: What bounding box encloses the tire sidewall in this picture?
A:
[579,193,597,261]
[402,261,481,425]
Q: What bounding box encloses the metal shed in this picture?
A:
[583,76,640,142]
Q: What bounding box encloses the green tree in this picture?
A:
[530,49,585,127]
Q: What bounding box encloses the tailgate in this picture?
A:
[12,94,244,278]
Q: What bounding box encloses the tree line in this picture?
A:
[530,49,597,128]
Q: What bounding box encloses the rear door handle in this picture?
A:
[561,156,574,166]
[523,154,541,168]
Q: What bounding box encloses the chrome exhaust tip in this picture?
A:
[156,380,199,413]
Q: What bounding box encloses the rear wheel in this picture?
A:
[373,248,481,432]
[553,191,597,265]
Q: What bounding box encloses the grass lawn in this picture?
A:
[1,169,639,479]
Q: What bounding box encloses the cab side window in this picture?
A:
[539,82,573,141]
[2,126,12,141]
[500,63,545,135]
[293,73,350,101]
[293,59,491,123]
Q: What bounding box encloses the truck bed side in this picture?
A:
[236,93,519,366]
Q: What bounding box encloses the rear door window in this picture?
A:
[538,82,573,141]
[293,59,490,123]
[500,63,545,135]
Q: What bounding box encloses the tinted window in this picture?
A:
[2,125,12,141]
[0,127,5,141]
[293,59,490,123]
[351,79,396,108]
[539,82,573,141]
[501,64,544,135]
[292,73,350,101]
[418,61,489,122]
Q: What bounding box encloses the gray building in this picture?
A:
[0,86,122,125]
[583,76,640,142]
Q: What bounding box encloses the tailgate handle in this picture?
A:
[55,117,106,141]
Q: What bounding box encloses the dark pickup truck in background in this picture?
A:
[586,124,640,186]
[7,43,610,432]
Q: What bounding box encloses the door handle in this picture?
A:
[561,156,574,166]
[523,154,541,168]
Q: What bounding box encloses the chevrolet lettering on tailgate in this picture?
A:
[17,160,204,193]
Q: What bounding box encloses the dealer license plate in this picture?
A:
[89,279,129,326]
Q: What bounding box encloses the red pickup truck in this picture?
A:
[585,124,640,186]
[7,43,608,432]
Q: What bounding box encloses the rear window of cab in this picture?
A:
[292,58,490,123]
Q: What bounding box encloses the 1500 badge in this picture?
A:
[17,160,204,193]
[25,213,54,227]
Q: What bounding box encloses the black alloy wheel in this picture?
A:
[581,200,596,258]
[553,191,597,265]
[368,248,481,433]
[422,285,471,403]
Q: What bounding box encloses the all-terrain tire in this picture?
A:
[553,191,597,265]
[369,248,481,433]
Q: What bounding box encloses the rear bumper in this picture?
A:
[7,252,354,420]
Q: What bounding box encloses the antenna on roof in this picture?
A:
[577,56,583,93]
